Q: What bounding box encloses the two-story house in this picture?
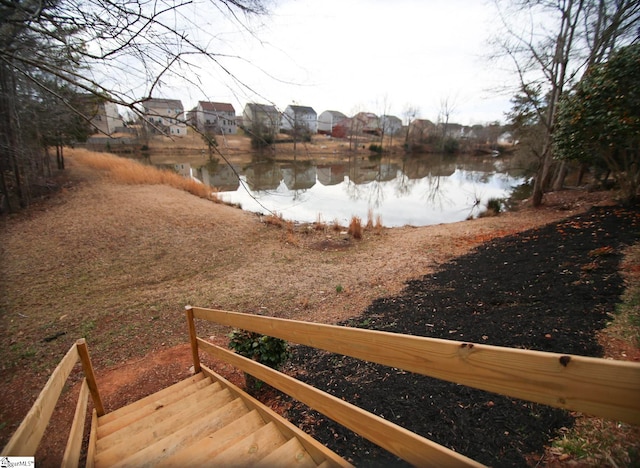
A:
[242,103,280,135]
[317,110,347,135]
[352,112,380,136]
[142,98,187,136]
[191,101,237,135]
[280,105,318,135]
[79,95,123,135]
[91,101,123,135]
[379,115,402,136]
[408,119,437,143]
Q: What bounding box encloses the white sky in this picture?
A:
[158,0,516,125]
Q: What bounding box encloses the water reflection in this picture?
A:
[187,153,526,227]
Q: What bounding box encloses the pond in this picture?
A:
[173,153,528,227]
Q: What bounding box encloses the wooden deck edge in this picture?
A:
[199,365,353,468]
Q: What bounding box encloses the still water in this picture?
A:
[178,153,527,227]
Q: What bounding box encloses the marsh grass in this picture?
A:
[69,148,219,201]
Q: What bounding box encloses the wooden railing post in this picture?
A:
[186,306,201,373]
[76,339,105,417]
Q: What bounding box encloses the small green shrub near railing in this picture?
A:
[228,329,291,391]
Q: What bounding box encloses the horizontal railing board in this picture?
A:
[2,344,80,456]
[197,338,483,468]
[61,378,89,468]
[190,306,640,425]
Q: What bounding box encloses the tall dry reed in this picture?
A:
[348,216,362,239]
[68,148,219,201]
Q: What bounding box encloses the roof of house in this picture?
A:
[245,103,279,114]
[320,110,346,118]
[199,101,235,113]
[286,105,316,114]
[143,98,184,109]
[412,119,435,127]
[381,115,402,122]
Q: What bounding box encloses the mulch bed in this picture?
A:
[282,206,640,467]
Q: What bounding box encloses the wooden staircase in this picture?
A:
[4,307,638,467]
[88,371,349,467]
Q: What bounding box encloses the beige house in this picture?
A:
[242,103,280,135]
[191,101,237,135]
[142,98,187,136]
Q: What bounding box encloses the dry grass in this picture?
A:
[366,209,375,229]
[348,216,362,239]
[314,213,328,231]
[262,213,286,227]
[69,148,219,202]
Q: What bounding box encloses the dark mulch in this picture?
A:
[283,206,640,467]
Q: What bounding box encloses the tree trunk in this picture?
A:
[56,145,65,170]
[552,160,568,190]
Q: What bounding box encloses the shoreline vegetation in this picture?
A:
[0,148,638,465]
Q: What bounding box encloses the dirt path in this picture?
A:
[0,151,618,461]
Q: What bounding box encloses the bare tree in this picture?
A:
[495,0,640,206]
[437,96,457,153]
[0,0,268,211]
[401,104,419,150]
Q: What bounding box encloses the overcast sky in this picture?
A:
[162,0,516,125]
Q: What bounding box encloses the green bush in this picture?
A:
[487,198,502,213]
[369,143,383,153]
[443,137,459,154]
[228,329,291,370]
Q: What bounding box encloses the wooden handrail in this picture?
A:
[2,339,103,463]
[187,306,640,425]
[197,338,483,467]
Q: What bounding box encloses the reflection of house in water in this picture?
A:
[348,161,399,184]
[281,164,316,190]
[316,164,347,186]
[244,162,282,191]
[156,163,194,181]
[402,155,457,180]
[197,163,240,191]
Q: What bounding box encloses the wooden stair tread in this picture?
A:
[97,378,218,438]
[99,397,251,468]
[208,421,288,465]
[95,387,234,461]
[98,373,205,426]
[256,437,319,467]
[88,372,351,468]
[156,409,266,467]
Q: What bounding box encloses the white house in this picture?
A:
[192,101,237,135]
[142,98,187,136]
[242,103,281,134]
[317,110,346,134]
[379,115,402,136]
[280,105,318,134]
[91,101,123,135]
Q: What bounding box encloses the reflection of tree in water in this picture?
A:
[394,159,416,197]
[364,180,384,209]
[343,154,386,208]
[421,174,454,211]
